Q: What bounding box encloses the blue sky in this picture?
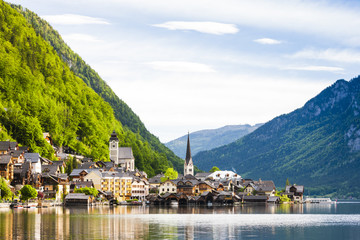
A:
[7,0,360,142]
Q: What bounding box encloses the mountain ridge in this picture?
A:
[194,77,360,197]
[166,124,262,159]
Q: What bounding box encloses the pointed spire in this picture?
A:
[185,132,192,164]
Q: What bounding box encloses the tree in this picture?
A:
[0,177,12,199]
[286,178,290,186]
[74,187,98,197]
[20,185,37,201]
[209,166,220,173]
[161,168,178,182]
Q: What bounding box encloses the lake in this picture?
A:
[1,201,360,239]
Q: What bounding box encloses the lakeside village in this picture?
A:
[0,131,312,208]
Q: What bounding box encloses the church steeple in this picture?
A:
[185,132,192,164]
[184,132,194,176]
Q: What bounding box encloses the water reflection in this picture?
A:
[0,203,359,240]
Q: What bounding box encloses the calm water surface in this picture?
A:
[1,201,360,239]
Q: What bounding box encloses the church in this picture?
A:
[109,130,135,171]
[184,133,194,176]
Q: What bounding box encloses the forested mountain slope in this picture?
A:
[10,4,185,171]
[166,124,262,159]
[194,77,360,197]
[0,1,171,176]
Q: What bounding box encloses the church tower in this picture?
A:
[109,130,119,164]
[184,133,194,176]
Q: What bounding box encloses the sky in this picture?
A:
[7,0,360,142]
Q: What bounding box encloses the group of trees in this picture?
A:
[0,2,177,177]
[0,177,12,200]
[74,187,98,197]
[161,168,178,182]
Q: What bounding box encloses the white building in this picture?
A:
[207,171,242,185]
[159,179,177,195]
[131,179,149,201]
[24,153,41,174]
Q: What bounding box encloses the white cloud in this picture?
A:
[290,49,360,63]
[147,61,216,73]
[254,38,282,45]
[284,65,344,73]
[42,14,110,25]
[62,34,101,43]
[152,21,238,35]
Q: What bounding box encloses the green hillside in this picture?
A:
[194,77,360,198]
[10,4,185,172]
[0,0,171,176]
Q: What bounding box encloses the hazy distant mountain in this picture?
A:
[165,124,262,159]
[194,77,360,198]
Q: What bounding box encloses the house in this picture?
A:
[131,178,149,201]
[69,169,94,181]
[242,179,276,196]
[65,193,93,206]
[285,185,304,202]
[244,182,256,195]
[175,179,199,196]
[159,179,177,195]
[109,131,135,171]
[24,153,41,174]
[0,155,13,180]
[148,173,164,189]
[12,161,32,187]
[83,170,102,189]
[70,180,94,193]
[196,181,215,195]
[253,179,276,196]
[0,141,17,155]
[10,150,25,164]
[41,172,69,200]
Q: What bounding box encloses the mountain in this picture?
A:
[0,1,175,177]
[194,77,360,198]
[9,3,186,173]
[166,124,262,159]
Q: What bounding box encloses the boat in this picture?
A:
[304,197,335,204]
[10,200,23,209]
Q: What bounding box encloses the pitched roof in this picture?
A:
[0,155,11,164]
[65,193,90,200]
[195,172,211,178]
[24,153,40,163]
[0,141,10,151]
[118,147,134,159]
[285,185,304,193]
[254,180,276,192]
[9,142,17,150]
[42,165,59,175]
[185,133,192,164]
[11,150,24,158]
[78,162,97,169]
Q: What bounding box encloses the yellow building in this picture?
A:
[100,172,132,202]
